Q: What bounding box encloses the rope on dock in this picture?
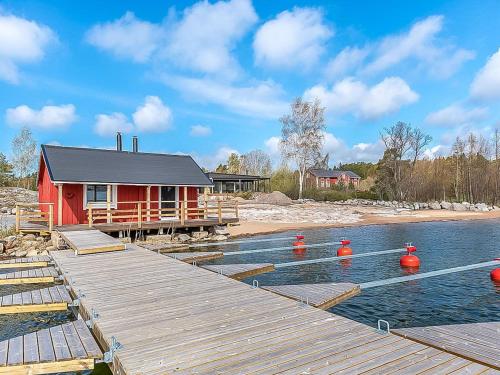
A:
[223,241,341,256]
[274,248,407,268]
[189,236,298,248]
[360,260,500,289]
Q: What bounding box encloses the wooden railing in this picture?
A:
[87,199,238,228]
[15,203,54,232]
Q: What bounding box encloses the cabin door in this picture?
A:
[160,186,178,220]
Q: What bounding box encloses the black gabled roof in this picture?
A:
[206,172,269,181]
[41,145,213,186]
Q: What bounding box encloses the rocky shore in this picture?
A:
[0,233,56,257]
[337,198,498,212]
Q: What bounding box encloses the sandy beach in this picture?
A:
[228,202,500,237]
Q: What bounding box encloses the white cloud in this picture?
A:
[423,145,447,159]
[325,46,369,79]
[5,104,76,129]
[94,112,133,137]
[0,12,56,83]
[163,74,288,119]
[304,76,418,120]
[190,124,212,137]
[425,104,488,127]
[265,136,281,156]
[165,0,257,77]
[253,7,332,69]
[85,12,161,63]
[322,132,384,163]
[470,48,500,101]
[192,146,239,170]
[132,96,172,132]
[363,15,474,78]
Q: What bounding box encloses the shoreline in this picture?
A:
[228,208,500,238]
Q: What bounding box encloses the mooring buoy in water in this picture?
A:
[491,260,500,282]
[337,238,353,256]
[400,242,420,268]
[293,234,306,249]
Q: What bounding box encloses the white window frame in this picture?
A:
[83,184,117,210]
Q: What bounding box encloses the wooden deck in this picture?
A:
[201,262,275,280]
[50,245,494,374]
[58,229,126,255]
[0,267,58,285]
[165,251,224,263]
[0,285,72,314]
[0,256,51,269]
[0,319,102,374]
[393,322,500,370]
[262,282,361,309]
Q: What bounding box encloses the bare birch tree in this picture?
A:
[241,150,272,176]
[280,98,326,199]
[11,127,38,189]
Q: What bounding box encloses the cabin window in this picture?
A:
[86,185,107,202]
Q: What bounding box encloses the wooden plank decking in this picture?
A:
[0,285,72,314]
[165,251,223,263]
[393,322,500,370]
[0,319,102,374]
[58,229,125,255]
[0,256,51,269]
[50,245,494,374]
[262,282,361,309]
[201,262,275,280]
[0,267,58,285]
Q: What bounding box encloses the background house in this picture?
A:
[306,169,361,189]
[206,172,270,194]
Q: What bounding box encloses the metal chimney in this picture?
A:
[132,136,138,153]
[116,132,123,151]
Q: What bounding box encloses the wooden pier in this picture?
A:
[165,251,223,263]
[58,229,126,255]
[0,256,51,269]
[201,262,275,280]
[0,320,102,374]
[393,322,500,370]
[262,282,361,309]
[0,267,58,285]
[0,285,73,314]
[50,244,494,374]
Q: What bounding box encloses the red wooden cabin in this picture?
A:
[37,135,214,227]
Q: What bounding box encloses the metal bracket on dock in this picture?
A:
[69,299,80,307]
[377,319,390,334]
[86,308,99,329]
[192,261,197,267]
[299,296,310,307]
[252,280,259,289]
[103,336,123,364]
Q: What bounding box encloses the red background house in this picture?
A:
[306,169,361,189]
[37,135,212,226]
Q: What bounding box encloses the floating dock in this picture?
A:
[0,256,51,269]
[50,244,493,374]
[165,251,223,263]
[0,285,73,314]
[0,320,102,374]
[201,262,275,280]
[393,322,500,370]
[58,229,125,255]
[0,267,58,285]
[262,282,361,309]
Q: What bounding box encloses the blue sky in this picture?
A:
[1,0,499,169]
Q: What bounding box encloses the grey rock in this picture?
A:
[214,226,230,236]
[451,202,466,211]
[413,203,420,210]
[14,249,27,257]
[176,233,191,242]
[0,207,9,213]
[440,201,452,210]
[0,242,4,253]
[191,231,209,240]
[26,249,39,257]
[429,202,441,210]
[211,235,228,241]
[23,234,36,241]
[40,250,49,256]
[45,245,56,252]
[146,234,172,243]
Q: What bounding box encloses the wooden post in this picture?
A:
[57,184,63,226]
[137,202,142,229]
[183,187,188,221]
[106,184,112,223]
[204,200,208,219]
[180,202,185,225]
[48,204,54,232]
[235,200,239,219]
[87,205,93,228]
[15,205,20,233]
[218,200,222,224]
[146,185,151,221]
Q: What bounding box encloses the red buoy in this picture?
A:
[491,268,500,282]
[293,241,305,248]
[340,239,351,246]
[296,235,305,240]
[337,246,353,256]
[400,254,420,268]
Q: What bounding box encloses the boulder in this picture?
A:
[175,233,191,242]
[23,234,36,241]
[146,234,172,243]
[45,245,56,252]
[451,202,466,211]
[440,201,452,210]
[413,203,420,210]
[211,235,228,241]
[40,250,49,256]
[191,231,209,240]
[214,226,230,236]
[0,207,9,213]
[14,249,27,257]
[0,242,4,253]
[26,249,39,257]
[429,202,441,210]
